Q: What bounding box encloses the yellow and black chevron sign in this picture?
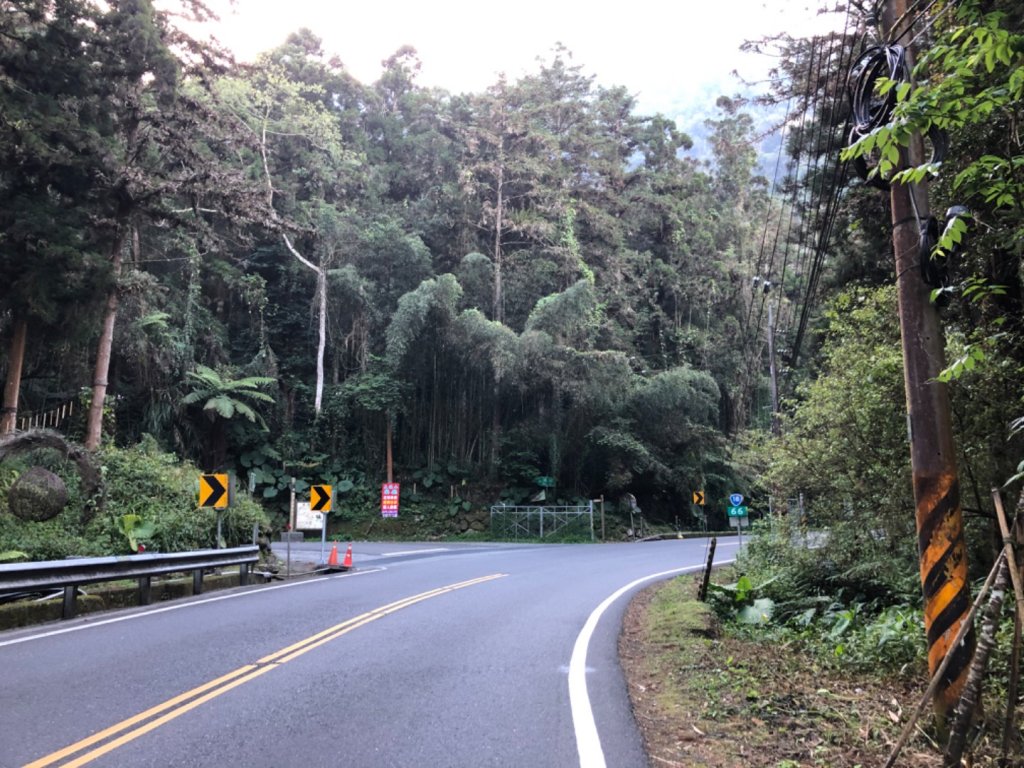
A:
[692,490,705,506]
[310,484,332,512]
[199,474,229,509]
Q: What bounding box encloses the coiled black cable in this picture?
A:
[846,45,909,189]
[849,44,909,135]
[846,43,948,190]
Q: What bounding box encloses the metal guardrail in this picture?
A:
[0,546,260,620]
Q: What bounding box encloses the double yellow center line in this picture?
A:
[25,573,507,768]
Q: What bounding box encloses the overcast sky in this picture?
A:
[198,0,843,119]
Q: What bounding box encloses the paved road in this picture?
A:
[0,538,737,768]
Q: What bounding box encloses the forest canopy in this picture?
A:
[1,0,1021,542]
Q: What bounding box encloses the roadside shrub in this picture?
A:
[90,440,268,552]
[0,438,268,559]
[738,515,920,622]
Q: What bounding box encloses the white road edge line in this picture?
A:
[0,566,386,649]
[569,558,737,768]
[381,548,450,557]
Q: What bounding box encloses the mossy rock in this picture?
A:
[8,466,68,521]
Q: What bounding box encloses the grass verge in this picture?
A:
[619,573,939,768]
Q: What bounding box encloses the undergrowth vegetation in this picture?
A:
[0,437,267,559]
[719,517,926,675]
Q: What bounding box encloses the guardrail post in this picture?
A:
[239,564,249,587]
[138,576,152,606]
[698,537,717,602]
[63,586,76,619]
[193,569,203,595]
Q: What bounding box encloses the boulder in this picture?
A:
[8,466,68,521]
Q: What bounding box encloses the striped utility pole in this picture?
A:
[883,0,974,719]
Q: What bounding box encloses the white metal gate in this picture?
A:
[489,503,595,541]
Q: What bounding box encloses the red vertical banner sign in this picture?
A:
[381,483,400,517]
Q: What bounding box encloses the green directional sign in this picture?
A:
[727,505,748,518]
[534,476,556,488]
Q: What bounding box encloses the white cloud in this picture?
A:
[198,0,843,115]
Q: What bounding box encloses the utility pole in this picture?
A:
[883,0,973,721]
[386,416,394,484]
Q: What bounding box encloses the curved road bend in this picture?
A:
[0,538,737,768]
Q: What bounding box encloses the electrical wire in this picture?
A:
[787,7,862,370]
[744,95,793,338]
[889,0,945,45]
[905,2,954,49]
[846,44,908,189]
[765,34,831,343]
[749,37,820,353]
[780,29,853,356]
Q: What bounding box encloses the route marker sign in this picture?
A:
[729,493,744,507]
[692,490,705,505]
[727,505,748,518]
[310,484,332,512]
[199,474,229,508]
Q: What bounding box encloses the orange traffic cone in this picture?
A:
[326,543,339,568]
[342,543,353,569]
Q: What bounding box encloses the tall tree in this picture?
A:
[0,0,109,434]
[69,0,264,449]
[215,37,360,415]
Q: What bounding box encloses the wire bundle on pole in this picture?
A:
[846,44,909,189]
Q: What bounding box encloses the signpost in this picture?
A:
[727,496,749,547]
[381,483,400,517]
[307,485,332,562]
[310,484,332,512]
[198,474,229,509]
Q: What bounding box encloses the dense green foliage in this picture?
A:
[1,1,1022,578]
[0,439,267,558]
[719,10,1024,744]
[1,0,774,531]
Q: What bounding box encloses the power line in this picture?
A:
[786,6,860,370]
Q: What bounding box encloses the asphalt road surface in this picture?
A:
[0,538,737,768]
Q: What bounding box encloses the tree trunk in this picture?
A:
[386,415,393,484]
[1002,491,1024,762]
[1,317,28,435]
[314,262,326,413]
[492,156,504,325]
[259,110,326,415]
[490,380,502,474]
[944,557,1009,765]
[84,232,127,451]
[280,234,325,415]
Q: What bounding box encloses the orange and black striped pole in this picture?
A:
[914,474,973,716]
[884,0,975,719]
